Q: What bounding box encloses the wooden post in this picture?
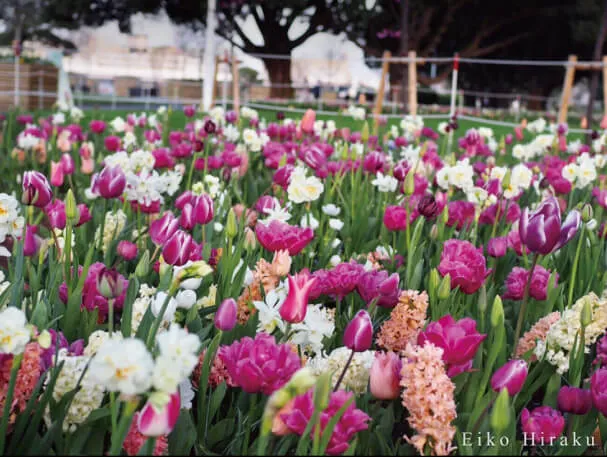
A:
[408,50,418,115]
[210,55,220,108]
[603,55,607,118]
[231,54,240,118]
[373,50,391,133]
[558,55,577,124]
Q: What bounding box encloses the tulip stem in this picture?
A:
[567,225,585,307]
[108,298,114,335]
[512,254,540,358]
[333,349,355,392]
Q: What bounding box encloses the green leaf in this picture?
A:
[121,276,140,337]
[169,411,197,455]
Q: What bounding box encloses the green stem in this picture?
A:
[146,284,178,349]
[97,199,107,253]
[108,298,114,335]
[108,399,138,456]
[568,225,585,307]
[242,394,258,455]
[512,253,540,358]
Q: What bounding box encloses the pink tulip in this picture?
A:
[490,359,528,396]
[369,351,402,400]
[557,386,592,415]
[520,406,565,443]
[601,115,607,130]
[117,240,138,261]
[76,204,92,227]
[50,161,65,187]
[343,310,373,352]
[104,135,121,152]
[45,199,66,229]
[81,156,95,174]
[89,120,106,134]
[23,225,42,257]
[162,230,194,266]
[150,212,180,245]
[514,126,524,141]
[215,298,238,331]
[357,270,400,308]
[61,153,75,175]
[383,205,415,231]
[184,105,196,117]
[179,203,196,231]
[137,391,181,437]
[255,220,314,256]
[97,166,126,199]
[487,236,508,258]
[438,239,491,295]
[301,109,316,135]
[279,271,317,323]
[418,315,486,377]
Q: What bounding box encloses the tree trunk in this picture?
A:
[263,58,293,100]
[586,0,607,140]
[399,0,409,107]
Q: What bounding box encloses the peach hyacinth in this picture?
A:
[400,342,457,456]
[376,290,428,352]
[515,311,561,360]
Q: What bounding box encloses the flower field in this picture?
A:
[0,104,606,456]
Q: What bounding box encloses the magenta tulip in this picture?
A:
[487,236,508,258]
[23,225,42,257]
[61,153,75,175]
[521,406,565,443]
[356,270,400,308]
[22,171,52,208]
[97,166,126,199]
[137,391,181,437]
[255,220,314,256]
[279,271,317,323]
[417,315,486,377]
[591,368,607,416]
[490,359,528,396]
[519,196,580,255]
[50,161,65,187]
[193,194,214,225]
[343,310,373,352]
[45,199,66,229]
[76,204,91,227]
[89,120,106,134]
[557,386,592,415]
[215,298,238,331]
[369,351,402,400]
[150,212,180,245]
[437,239,491,294]
[96,266,125,299]
[162,230,194,266]
[117,240,138,261]
[179,203,196,230]
[184,105,196,117]
[104,135,121,152]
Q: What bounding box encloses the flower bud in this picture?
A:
[117,240,138,261]
[135,250,150,277]
[343,310,373,352]
[491,295,504,327]
[64,189,79,224]
[581,299,593,327]
[214,298,237,331]
[403,171,415,196]
[490,359,528,396]
[490,388,511,434]
[361,121,369,143]
[429,269,440,297]
[96,267,125,299]
[279,271,316,324]
[437,274,451,300]
[37,329,52,349]
[226,208,238,240]
[244,227,257,251]
[582,203,593,224]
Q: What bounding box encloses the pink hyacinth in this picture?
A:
[281,389,370,455]
[438,239,491,294]
[219,333,301,395]
[255,220,314,256]
[417,315,486,377]
[503,266,558,301]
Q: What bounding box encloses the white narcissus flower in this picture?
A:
[290,304,336,355]
[0,307,30,354]
[253,284,288,334]
[329,218,344,231]
[287,166,324,204]
[110,116,126,133]
[329,255,342,266]
[300,213,319,230]
[562,163,578,184]
[89,338,154,395]
[322,204,341,216]
[371,172,398,193]
[153,324,200,394]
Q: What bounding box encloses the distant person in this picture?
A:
[312,80,321,100]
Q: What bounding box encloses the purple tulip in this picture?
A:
[343,310,373,352]
[214,298,238,331]
[521,406,565,443]
[22,171,53,208]
[356,270,400,308]
[487,236,508,258]
[557,386,592,415]
[97,166,126,199]
[45,199,66,229]
[179,203,196,231]
[490,359,528,396]
[519,197,580,255]
[23,225,42,257]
